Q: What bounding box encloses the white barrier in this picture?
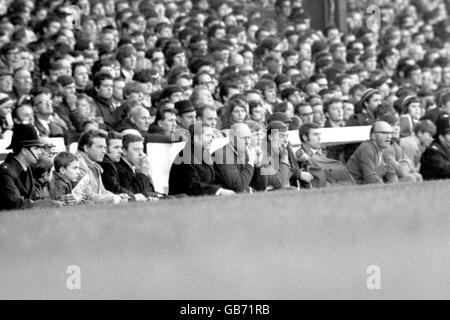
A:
[50,137,66,153]
[288,126,371,153]
[0,127,371,192]
[146,142,186,194]
[69,142,78,154]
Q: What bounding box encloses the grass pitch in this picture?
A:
[1,181,450,299]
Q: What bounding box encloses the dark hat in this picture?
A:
[74,39,94,52]
[267,112,293,124]
[0,93,12,106]
[7,124,45,150]
[267,120,289,133]
[311,40,328,56]
[436,114,450,137]
[98,43,113,57]
[360,88,380,105]
[174,99,195,114]
[0,67,12,77]
[378,112,399,126]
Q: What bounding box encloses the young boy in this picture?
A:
[51,152,83,205]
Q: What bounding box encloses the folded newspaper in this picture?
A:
[72,175,90,202]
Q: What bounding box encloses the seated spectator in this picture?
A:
[116,134,159,200]
[0,67,13,96]
[214,123,267,193]
[169,122,235,196]
[421,91,450,124]
[220,97,249,129]
[115,105,152,137]
[70,93,97,132]
[400,119,436,171]
[11,68,33,103]
[100,132,140,200]
[76,130,128,204]
[0,92,14,138]
[92,72,116,131]
[12,103,34,125]
[51,151,82,205]
[148,107,179,142]
[379,113,423,183]
[31,158,53,200]
[296,102,314,124]
[297,123,355,187]
[173,99,195,141]
[421,114,450,180]
[323,98,346,161]
[245,120,266,149]
[196,104,223,138]
[32,88,68,140]
[38,136,57,162]
[346,121,399,185]
[398,95,422,137]
[261,121,298,190]
[248,100,266,128]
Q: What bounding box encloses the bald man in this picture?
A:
[130,106,152,133]
[214,123,267,193]
[346,121,399,184]
[115,105,152,136]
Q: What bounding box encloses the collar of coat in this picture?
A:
[77,151,104,175]
[430,140,450,157]
[53,171,73,187]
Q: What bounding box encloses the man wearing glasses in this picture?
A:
[346,121,399,185]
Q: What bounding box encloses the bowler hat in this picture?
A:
[267,120,289,133]
[0,67,12,77]
[7,124,45,150]
[174,100,195,115]
[267,112,293,124]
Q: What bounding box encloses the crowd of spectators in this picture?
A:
[1,0,450,210]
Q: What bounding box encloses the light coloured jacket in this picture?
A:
[76,151,117,203]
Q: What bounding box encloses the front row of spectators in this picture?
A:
[1,106,449,211]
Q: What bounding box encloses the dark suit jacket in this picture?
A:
[420,140,450,180]
[116,158,155,197]
[169,143,221,196]
[100,155,135,198]
[0,154,54,210]
[93,96,116,131]
[421,108,445,124]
